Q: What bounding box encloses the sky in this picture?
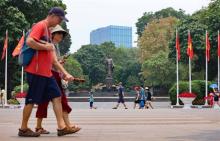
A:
[62,0,210,53]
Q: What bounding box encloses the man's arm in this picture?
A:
[26,37,54,51]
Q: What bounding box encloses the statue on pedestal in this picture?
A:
[105,58,114,89]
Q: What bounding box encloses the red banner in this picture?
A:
[187,31,193,59]
[176,31,180,61]
[206,31,211,61]
[1,30,8,60]
[12,35,24,57]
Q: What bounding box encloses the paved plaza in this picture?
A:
[0,102,220,141]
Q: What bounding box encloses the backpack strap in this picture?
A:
[35,22,50,72]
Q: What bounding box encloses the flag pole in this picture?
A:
[4,30,8,106]
[188,30,192,93]
[21,31,24,93]
[189,58,192,93]
[21,67,24,93]
[176,29,180,105]
[205,30,208,106]
[218,30,220,90]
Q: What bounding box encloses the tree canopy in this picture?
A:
[138,17,178,63]
[169,0,220,80]
[136,7,187,37]
[0,0,70,96]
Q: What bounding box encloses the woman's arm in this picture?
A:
[51,50,74,81]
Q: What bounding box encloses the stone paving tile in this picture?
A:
[0,104,220,141]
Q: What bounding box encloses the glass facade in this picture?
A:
[90,25,132,48]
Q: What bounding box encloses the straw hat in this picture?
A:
[51,25,68,37]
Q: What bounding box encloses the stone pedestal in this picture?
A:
[105,77,113,90]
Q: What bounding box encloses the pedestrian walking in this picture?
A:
[139,85,146,109]
[35,25,81,135]
[112,82,128,109]
[145,87,154,109]
[133,86,140,109]
[210,88,220,108]
[18,7,76,137]
[89,89,97,109]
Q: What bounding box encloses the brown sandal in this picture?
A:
[18,128,40,137]
[71,125,81,133]
[35,127,50,134]
[57,127,76,136]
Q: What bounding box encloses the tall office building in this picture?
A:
[90,25,132,48]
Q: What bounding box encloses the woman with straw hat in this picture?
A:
[35,25,81,135]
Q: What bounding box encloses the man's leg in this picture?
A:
[51,97,78,136]
[90,102,92,109]
[63,111,71,128]
[19,104,40,137]
[21,104,34,129]
[51,97,66,129]
[123,103,128,109]
[63,111,82,133]
[61,92,79,129]
[113,102,119,109]
[121,99,127,109]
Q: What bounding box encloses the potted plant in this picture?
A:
[179,92,196,109]
[15,92,27,108]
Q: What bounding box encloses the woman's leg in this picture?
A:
[36,101,49,129]
[35,101,50,134]
[133,103,136,109]
[149,101,154,109]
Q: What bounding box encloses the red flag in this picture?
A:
[218,31,220,57]
[176,31,180,61]
[1,30,8,60]
[187,31,193,59]
[206,31,211,62]
[12,35,24,57]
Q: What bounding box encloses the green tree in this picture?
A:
[73,44,106,85]
[168,17,207,79]
[8,0,71,55]
[168,0,220,80]
[136,7,187,37]
[141,51,176,88]
[59,22,71,55]
[112,47,142,87]
[0,1,29,97]
[64,55,89,91]
[100,42,116,58]
[73,43,142,88]
[138,17,178,63]
[0,0,69,97]
[136,12,154,38]
[126,75,141,90]
[9,0,66,24]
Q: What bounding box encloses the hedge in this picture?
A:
[169,80,212,105]
[13,83,29,95]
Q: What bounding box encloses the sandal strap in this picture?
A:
[35,127,50,134]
